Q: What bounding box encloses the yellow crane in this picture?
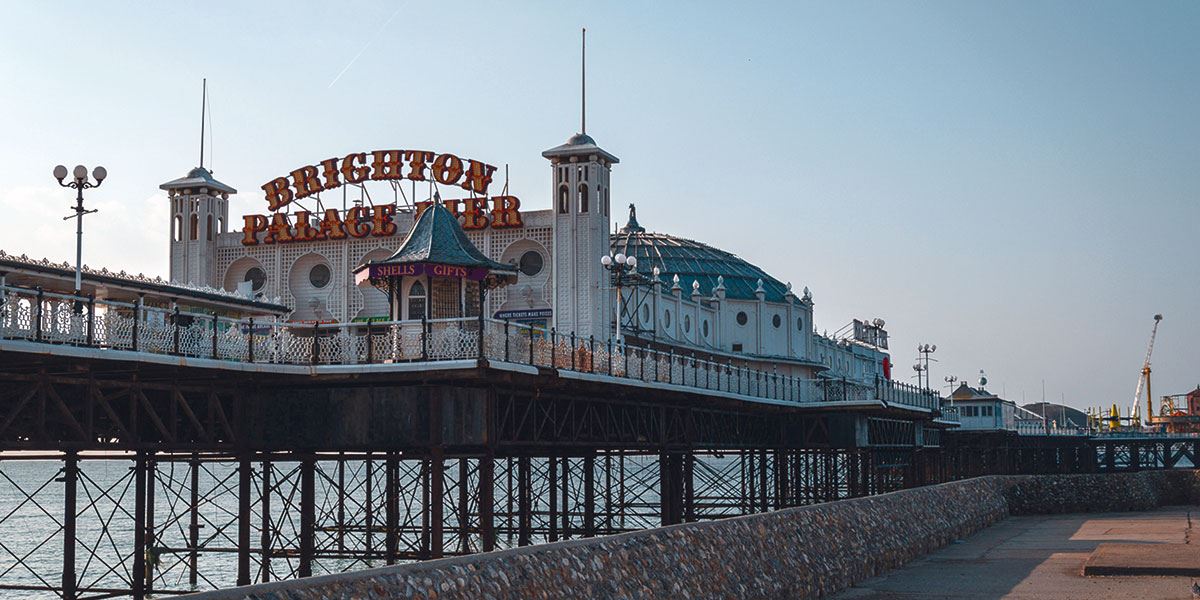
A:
[1132,314,1163,425]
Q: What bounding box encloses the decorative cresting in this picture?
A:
[0,249,282,305]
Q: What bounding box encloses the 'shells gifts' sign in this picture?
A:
[241,148,523,246]
[353,262,491,286]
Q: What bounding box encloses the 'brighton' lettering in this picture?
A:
[261,149,498,212]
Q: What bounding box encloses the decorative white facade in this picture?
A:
[161,128,894,387]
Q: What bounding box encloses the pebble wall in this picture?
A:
[185,471,1199,600]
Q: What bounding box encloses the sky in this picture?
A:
[0,1,1196,412]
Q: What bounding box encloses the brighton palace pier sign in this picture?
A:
[241,149,523,246]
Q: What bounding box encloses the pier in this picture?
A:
[0,285,1193,599]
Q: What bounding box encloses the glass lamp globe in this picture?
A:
[600,255,612,266]
[626,256,637,268]
[53,165,68,181]
[614,253,626,264]
[73,165,88,180]
[93,166,107,182]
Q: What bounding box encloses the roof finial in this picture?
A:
[581,27,586,135]
[199,78,206,169]
[620,203,645,233]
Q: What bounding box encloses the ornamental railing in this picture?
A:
[0,284,944,412]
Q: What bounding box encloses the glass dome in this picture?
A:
[611,206,791,303]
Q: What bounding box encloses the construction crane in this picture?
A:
[1132,314,1163,425]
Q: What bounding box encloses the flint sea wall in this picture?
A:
[186,471,1199,600]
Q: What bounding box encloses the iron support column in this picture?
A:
[188,456,200,587]
[237,454,252,586]
[517,456,532,547]
[583,453,596,537]
[62,451,78,600]
[386,454,399,564]
[430,450,444,559]
[132,453,147,600]
[299,456,316,577]
[480,451,496,551]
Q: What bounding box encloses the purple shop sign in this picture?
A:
[356,262,491,285]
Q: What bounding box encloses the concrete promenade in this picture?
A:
[835,507,1197,600]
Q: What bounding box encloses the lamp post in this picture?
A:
[915,343,937,390]
[54,164,106,297]
[600,252,637,342]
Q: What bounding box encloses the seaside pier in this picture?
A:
[1,284,1191,599]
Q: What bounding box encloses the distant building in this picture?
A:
[1187,386,1200,416]
[1022,402,1087,429]
[948,382,1046,434]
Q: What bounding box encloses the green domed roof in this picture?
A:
[610,206,791,303]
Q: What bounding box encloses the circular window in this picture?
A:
[684,315,691,333]
[797,318,804,332]
[772,315,781,328]
[518,251,544,277]
[702,320,709,337]
[736,311,748,326]
[244,267,266,291]
[664,310,671,328]
[641,304,651,323]
[309,264,331,289]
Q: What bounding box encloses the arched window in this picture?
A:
[173,215,182,242]
[218,217,225,234]
[189,214,199,240]
[207,215,214,241]
[407,281,426,320]
[578,184,589,213]
[558,185,569,214]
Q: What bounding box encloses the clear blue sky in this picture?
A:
[1,1,1196,411]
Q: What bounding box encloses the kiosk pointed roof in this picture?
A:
[372,202,515,272]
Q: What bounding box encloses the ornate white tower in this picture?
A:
[542,28,619,340]
[161,167,235,287]
[543,133,618,340]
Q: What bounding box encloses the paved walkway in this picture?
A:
[834,506,1197,600]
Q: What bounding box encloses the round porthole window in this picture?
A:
[519,251,544,277]
[772,314,781,328]
[244,267,266,291]
[736,311,748,326]
[309,264,331,289]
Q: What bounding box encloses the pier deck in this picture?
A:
[835,506,1197,600]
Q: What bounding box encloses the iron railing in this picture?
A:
[0,283,945,412]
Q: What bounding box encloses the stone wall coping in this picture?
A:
[181,471,1193,600]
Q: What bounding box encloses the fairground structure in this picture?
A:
[3,71,1197,600]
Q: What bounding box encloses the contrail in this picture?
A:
[328,4,405,88]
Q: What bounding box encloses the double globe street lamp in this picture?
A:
[53,164,106,298]
[600,252,637,342]
[912,343,937,391]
